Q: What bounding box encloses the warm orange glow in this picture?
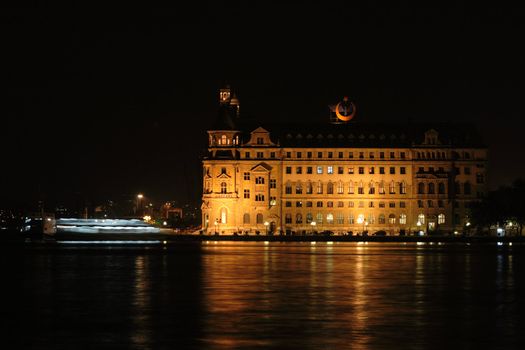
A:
[335,100,356,122]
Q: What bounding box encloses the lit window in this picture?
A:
[317,166,323,174]
[220,208,227,224]
[389,214,396,224]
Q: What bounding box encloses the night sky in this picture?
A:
[2,2,524,210]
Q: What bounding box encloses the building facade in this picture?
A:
[201,87,487,235]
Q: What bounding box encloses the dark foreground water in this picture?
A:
[8,242,525,349]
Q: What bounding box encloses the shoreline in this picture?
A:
[7,232,525,244]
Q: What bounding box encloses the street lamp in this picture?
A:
[136,194,144,216]
[264,221,269,235]
[214,219,219,235]
[310,221,316,234]
[464,221,471,236]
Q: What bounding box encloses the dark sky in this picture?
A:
[2,2,524,210]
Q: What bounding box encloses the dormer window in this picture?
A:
[257,137,264,145]
[424,129,439,145]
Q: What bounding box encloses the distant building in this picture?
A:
[161,202,183,220]
[201,86,488,235]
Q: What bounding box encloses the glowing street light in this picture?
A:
[310,221,316,235]
[136,194,144,216]
[264,221,269,234]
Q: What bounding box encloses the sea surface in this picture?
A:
[9,242,525,349]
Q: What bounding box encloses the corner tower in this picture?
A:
[202,86,242,233]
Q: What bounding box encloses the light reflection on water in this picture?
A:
[17,242,525,349]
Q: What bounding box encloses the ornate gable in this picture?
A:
[251,162,273,172]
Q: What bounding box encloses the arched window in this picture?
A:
[438,183,445,194]
[220,135,227,145]
[337,181,344,194]
[369,181,375,194]
[400,181,407,194]
[306,213,313,224]
[348,181,355,194]
[357,214,365,224]
[316,212,323,224]
[285,182,292,194]
[326,213,334,224]
[256,213,263,224]
[220,208,227,224]
[306,181,313,194]
[285,213,292,224]
[379,214,386,224]
[379,181,385,194]
[358,181,364,194]
[243,213,250,224]
[327,182,334,194]
[221,182,227,194]
[317,181,323,194]
[428,183,435,194]
[368,213,375,224]
[399,214,407,224]
[296,181,303,194]
[389,180,396,194]
[388,214,396,224]
[418,182,425,194]
[438,214,445,224]
[296,213,303,224]
[418,213,425,225]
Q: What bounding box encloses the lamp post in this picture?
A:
[310,221,316,235]
[417,221,422,236]
[214,219,219,235]
[264,221,269,235]
[136,194,144,217]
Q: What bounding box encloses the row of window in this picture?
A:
[285,201,407,208]
[281,213,446,225]
[213,209,444,226]
[284,151,407,159]
[284,181,408,195]
[285,166,407,175]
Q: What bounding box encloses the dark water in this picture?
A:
[9,242,525,349]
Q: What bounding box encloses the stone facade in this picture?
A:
[201,87,487,235]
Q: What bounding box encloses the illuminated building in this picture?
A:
[201,86,487,235]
